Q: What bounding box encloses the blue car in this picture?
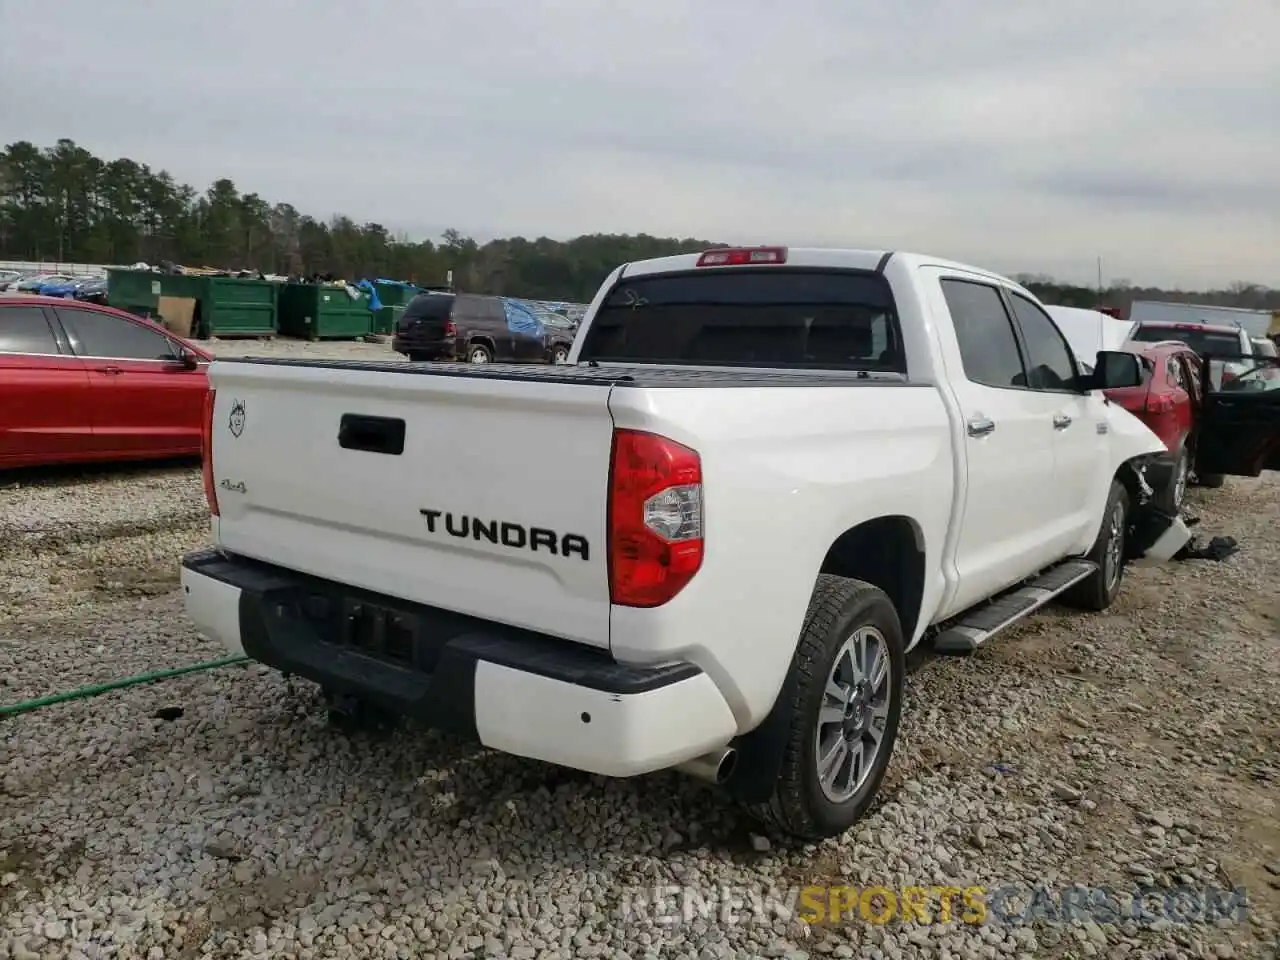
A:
[21,274,73,294]
[39,278,82,298]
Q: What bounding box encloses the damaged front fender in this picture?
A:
[1120,455,1193,563]
[1097,401,1191,565]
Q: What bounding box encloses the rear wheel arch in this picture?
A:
[722,515,925,806]
[816,516,927,641]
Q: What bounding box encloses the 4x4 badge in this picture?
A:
[229,400,246,437]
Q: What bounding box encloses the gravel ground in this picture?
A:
[1,442,1278,959]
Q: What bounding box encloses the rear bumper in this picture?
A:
[392,335,457,359]
[180,549,737,777]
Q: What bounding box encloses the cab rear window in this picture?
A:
[578,269,904,372]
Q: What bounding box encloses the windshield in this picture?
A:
[1130,325,1242,357]
[578,268,903,371]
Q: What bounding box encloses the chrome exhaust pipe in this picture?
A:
[676,746,738,785]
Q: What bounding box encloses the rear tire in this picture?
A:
[1196,473,1225,489]
[742,576,904,840]
[1062,480,1129,611]
[551,346,569,364]
[407,351,429,362]
[468,344,493,364]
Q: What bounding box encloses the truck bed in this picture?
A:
[220,356,912,389]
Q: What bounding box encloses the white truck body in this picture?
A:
[183,247,1214,839]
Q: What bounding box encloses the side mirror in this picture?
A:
[1082,350,1142,390]
[176,346,200,370]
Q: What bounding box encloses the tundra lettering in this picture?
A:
[418,508,589,560]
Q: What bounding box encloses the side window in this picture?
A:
[0,305,60,355]
[57,309,177,361]
[1167,357,1186,391]
[502,299,545,337]
[940,279,1025,388]
[1006,293,1078,391]
[462,297,502,326]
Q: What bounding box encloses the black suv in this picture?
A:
[393,292,575,364]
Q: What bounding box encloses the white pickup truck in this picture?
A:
[184,247,1236,841]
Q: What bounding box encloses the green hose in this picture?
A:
[0,655,249,718]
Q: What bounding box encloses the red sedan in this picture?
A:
[0,296,212,469]
[1104,340,1201,510]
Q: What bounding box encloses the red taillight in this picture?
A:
[608,429,704,608]
[696,246,787,267]
[444,320,457,336]
[201,389,219,516]
[1145,393,1176,414]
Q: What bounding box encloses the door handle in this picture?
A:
[94,365,123,375]
[966,417,996,438]
[1053,414,1073,430]
[338,413,406,456]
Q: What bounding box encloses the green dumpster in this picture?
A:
[278,283,373,340]
[373,281,419,308]
[106,269,163,319]
[373,305,406,335]
[177,276,278,338]
[108,272,277,337]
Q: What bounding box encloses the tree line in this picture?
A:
[1,138,1276,311]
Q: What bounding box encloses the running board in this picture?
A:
[932,560,1097,655]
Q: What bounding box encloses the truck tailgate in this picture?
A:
[206,360,615,648]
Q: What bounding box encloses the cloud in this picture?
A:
[1,0,1276,287]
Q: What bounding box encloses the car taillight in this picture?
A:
[444,320,457,336]
[696,246,787,267]
[608,429,703,607]
[201,389,219,516]
[1146,394,1176,414]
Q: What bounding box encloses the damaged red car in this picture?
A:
[1107,340,1280,509]
[1104,341,1201,510]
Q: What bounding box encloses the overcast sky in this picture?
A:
[3,0,1277,288]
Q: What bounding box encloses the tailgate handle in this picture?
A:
[338,414,405,456]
